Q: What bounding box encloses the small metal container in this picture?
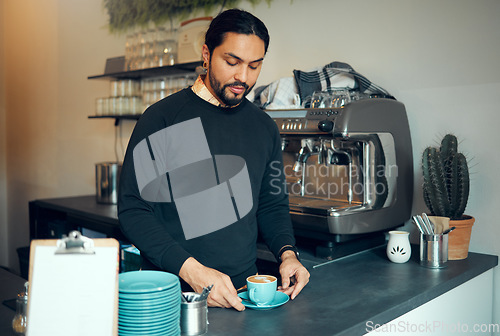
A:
[181,293,208,335]
[420,233,448,268]
[95,162,122,204]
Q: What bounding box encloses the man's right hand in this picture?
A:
[179,257,245,311]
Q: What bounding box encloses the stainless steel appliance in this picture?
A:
[266,98,413,259]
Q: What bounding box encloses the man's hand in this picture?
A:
[278,250,310,300]
[179,257,245,311]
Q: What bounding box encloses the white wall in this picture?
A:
[364,270,495,335]
[1,0,127,271]
[1,0,499,325]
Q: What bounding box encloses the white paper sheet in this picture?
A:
[27,245,118,336]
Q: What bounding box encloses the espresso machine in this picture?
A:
[266,98,413,260]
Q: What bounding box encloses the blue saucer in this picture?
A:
[238,291,289,310]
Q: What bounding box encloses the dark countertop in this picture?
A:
[27,195,499,335]
[29,195,125,240]
[205,247,497,336]
[2,249,497,336]
[30,195,119,226]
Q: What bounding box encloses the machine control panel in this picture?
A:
[266,108,341,134]
[279,119,305,131]
[307,109,339,117]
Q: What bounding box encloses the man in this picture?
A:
[118,8,309,311]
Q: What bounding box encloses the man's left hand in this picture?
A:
[278,250,310,300]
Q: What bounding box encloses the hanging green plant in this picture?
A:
[103,0,274,33]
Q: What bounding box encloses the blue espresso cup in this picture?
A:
[246,275,277,306]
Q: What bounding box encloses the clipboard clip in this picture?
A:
[55,231,96,255]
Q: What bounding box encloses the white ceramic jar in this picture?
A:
[386,231,411,263]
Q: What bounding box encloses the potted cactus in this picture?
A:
[422,134,474,260]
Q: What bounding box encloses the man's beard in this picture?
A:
[208,64,255,107]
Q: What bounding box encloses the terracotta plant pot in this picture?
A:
[448,215,475,260]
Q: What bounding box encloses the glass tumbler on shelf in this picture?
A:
[158,89,168,101]
[110,80,119,97]
[119,97,129,115]
[95,98,107,116]
[156,77,166,91]
[130,32,140,71]
[136,31,147,70]
[108,97,118,115]
[130,96,143,115]
[120,79,140,97]
[161,29,178,66]
[125,33,134,71]
[153,27,165,67]
[141,78,153,92]
[145,29,157,68]
[166,76,175,96]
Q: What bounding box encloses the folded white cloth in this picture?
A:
[252,61,394,109]
[293,61,392,103]
[254,77,301,110]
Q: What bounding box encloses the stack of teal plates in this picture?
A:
[118,270,181,336]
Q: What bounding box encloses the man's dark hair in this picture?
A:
[205,8,270,55]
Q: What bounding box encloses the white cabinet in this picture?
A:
[364,269,496,336]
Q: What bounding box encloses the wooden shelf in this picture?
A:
[88,61,200,125]
[88,61,202,80]
[88,114,141,125]
[88,114,140,120]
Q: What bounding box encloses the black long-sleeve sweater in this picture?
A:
[118,88,295,289]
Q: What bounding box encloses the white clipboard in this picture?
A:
[26,231,119,336]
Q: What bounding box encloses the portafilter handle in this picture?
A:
[318,139,329,165]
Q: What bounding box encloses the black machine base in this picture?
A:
[312,233,386,260]
[293,229,394,261]
[256,229,394,267]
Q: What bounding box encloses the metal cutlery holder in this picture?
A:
[420,233,448,269]
[181,293,208,335]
